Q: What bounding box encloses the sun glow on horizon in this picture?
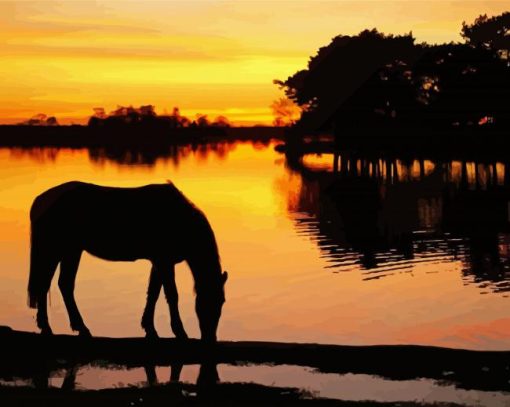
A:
[1,1,509,125]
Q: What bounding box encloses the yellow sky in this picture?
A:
[1,1,508,125]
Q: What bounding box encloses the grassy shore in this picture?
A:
[1,326,509,393]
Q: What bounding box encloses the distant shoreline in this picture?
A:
[0,125,286,148]
[2,124,510,163]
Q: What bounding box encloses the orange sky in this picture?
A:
[1,1,509,125]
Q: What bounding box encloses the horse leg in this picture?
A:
[61,365,78,390]
[58,250,91,337]
[160,264,188,340]
[141,265,162,339]
[37,295,53,336]
[170,363,183,382]
[144,365,158,386]
[36,255,59,335]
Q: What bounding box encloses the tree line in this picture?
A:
[88,105,231,128]
[274,12,510,132]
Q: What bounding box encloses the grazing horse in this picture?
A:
[27,181,227,342]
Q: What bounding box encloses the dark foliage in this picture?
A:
[275,12,510,133]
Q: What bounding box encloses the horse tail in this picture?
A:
[27,192,60,309]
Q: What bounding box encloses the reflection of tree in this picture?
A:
[442,183,510,292]
[462,233,510,294]
[87,141,240,166]
[9,148,60,163]
[283,150,510,292]
[6,138,271,168]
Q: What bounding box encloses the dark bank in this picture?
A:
[0,327,508,406]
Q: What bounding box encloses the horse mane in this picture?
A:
[166,179,200,209]
[166,182,222,296]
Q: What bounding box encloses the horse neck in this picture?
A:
[188,252,221,295]
[187,213,221,294]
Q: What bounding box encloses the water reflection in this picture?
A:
[34,362,216,392]
[88,142,237,166]
[3,361,510,407]
[285,151,510,293]
[2,141,510,349]
[9,140,272,167]
[8,144,510,295]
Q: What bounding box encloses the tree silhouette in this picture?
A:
[271,98,301,126]
[275,16,510,132]
[92,107,107,119]
[20,113,59,126]
[274,29,421,130]
[166,107,191,128]
[461,12,510,57]
[194,114,210,127]
[211,115,231,127]
[408,44,510,129]
[87,105,230,129]
[45,116,59,126]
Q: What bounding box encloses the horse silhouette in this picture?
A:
[27,181,227,342]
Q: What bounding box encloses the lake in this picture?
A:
[2,139,510,404]
[1,140,510,350]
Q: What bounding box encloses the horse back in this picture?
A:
[30,181,203,261]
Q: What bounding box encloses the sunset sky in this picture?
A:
[1,1,509,125]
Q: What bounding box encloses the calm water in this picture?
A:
[1,141,510,351]
[3,363,509,407]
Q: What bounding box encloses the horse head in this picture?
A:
[195,270,228,343]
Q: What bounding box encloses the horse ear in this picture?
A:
[222,271,228,284]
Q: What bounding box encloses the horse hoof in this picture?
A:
[40,327,53,336]
[78,329,92,338]
[172,325,188,341]
[175,333,189,341]
[145,330,159,340]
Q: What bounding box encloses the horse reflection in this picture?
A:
[32,362,219,393]
[27,181,227,342]
[143,362,218,388]
[144,362,219,396]
[144,363,184,386]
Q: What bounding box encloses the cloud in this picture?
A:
[2,0,510,125]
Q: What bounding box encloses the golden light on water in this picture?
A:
[2,143,510,349]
